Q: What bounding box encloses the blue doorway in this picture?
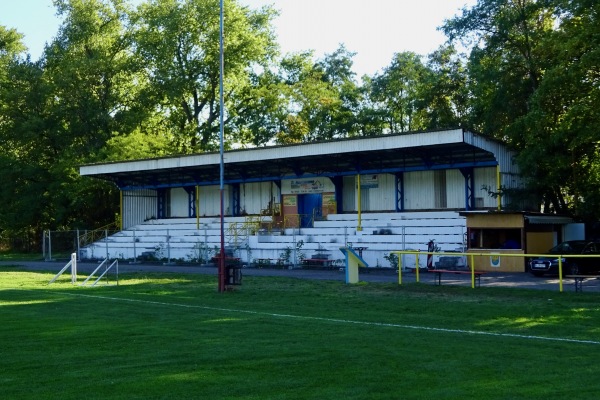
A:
[298,194,322,228]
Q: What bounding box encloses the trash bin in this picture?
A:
[225,265,242,286]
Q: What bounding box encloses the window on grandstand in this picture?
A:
[468,228,522,250]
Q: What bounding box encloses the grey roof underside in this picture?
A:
[80,129,510,190]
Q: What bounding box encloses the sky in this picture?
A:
[0,0,476,77]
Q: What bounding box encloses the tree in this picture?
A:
[132,0,279,152]
[270,48,362,144]
[418,45,469,130]
[0,30,50,240]
[0,26,26,75]
[442,0,565,212]
[46,0,143,156]
[443,0,600,218]
[315,45,363,138]
[274,51,333,144]
[514,0,600,218]
[442,0,555,141]
[232,68,289,146]
[368,52,428,133]
[0,0,136,239]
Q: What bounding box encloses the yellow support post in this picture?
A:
[397,254,402,285]
[357,174,362,231]
[415,251,420,282]
[471,255,475,289]
[497,165,501,211]
[196,185,200,230]
[558,257,564,292]
[119,190,123,230]
[470,253,475,288]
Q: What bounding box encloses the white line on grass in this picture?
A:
[53,291,600,346]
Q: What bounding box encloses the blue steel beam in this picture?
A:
[115,160,499,191]
[184,187,196,217]
[460,168,475,210]
[231,183,241,216]
[395,172,405,212]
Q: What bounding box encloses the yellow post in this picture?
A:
[196,185,200,230]
[119,190,123,230]
[415,251,420,282]
[471,255,475,289]
[397,253,402,285]
[497,165,501,211]
[558,257,564,292]
[470,253,476,288]
[357,174,362,231]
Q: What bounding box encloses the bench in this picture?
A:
[564,275,600,292]
[254,258,285,267]
[431,269,485,287]
[210,256,241,267]
[302,258,335,269]
[434,256,466,270]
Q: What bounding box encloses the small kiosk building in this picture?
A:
[461,211,581,272]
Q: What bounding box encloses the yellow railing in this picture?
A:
[391,250,600,292]
[260,203,281,217]
[283,214,314,229]
[78,221,120,248]
[227,216,271,245]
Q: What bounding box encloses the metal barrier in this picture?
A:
[49,253,118,286]
[81,258,119,287]
[49,253,77,284]
[283,214,315,229]
[78,222,120,248]
[391,250,600,292]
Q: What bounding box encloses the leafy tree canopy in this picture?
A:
[2,0,600,247]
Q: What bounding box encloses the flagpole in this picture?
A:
[218,0,226,292]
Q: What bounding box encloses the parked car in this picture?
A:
[528,240,600,276]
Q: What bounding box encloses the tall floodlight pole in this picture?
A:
[218,0,226,292]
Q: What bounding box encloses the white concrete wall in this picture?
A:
[405,171,435,210]
[122,189,157,229]
[198,185,230,216]
[366,174,396,211]
[343,176,356,212]
[240,181,280,214]
[446,169,465,209]
[475,167,499,208]
[170,187,189,217]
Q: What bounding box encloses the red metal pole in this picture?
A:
[218,0,225,293]
[219,188,225,292]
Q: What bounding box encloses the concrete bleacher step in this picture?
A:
[81,212,466,264]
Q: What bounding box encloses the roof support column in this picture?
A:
[460,168,475,211]
[496,165,502,211]
[231,183,240,217]
[119,190,123,230]
[184,187,197,218]
[196,186,200,229]
[157,189,167,219]
[331,176,344,214]
[395,172,405,212]
[357,174,362,231]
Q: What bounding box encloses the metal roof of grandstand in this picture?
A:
[80,128,516,190]
[459,211,574,225]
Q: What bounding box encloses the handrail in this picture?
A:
[283,214,314,229]
[49,253,77,284]
[226,216,269,247]
[391,250,600,292]
[260,203,281,217]
[79,221,120,248]
[81,258,119,287]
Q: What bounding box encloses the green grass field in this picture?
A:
[1,266,599,399]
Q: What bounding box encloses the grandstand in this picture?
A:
[78,129,518,269]
[80,211,466,269]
